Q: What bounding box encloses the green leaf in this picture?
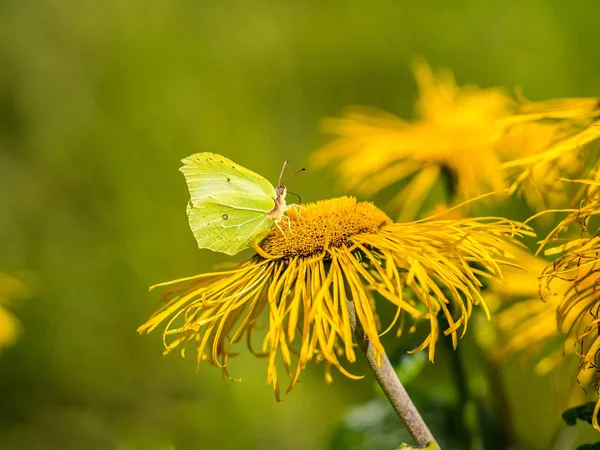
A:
[576,443,600,450]
[562,402,597,426]
[330,398,413,450]
[329,397,465,450]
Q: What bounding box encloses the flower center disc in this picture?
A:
[259,196,392,259]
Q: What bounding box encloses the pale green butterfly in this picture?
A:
[180,152,304,255]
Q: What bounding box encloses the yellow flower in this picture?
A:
[502,97,600,204]
[314,61,599,219]
[139,197,531,400]
[533,179,600,430]
[0,306,20,350]
[0,272,30,350]
[534,177,600,256]
[496,122,576,210]
[540,237,600,430]
[484,244,586,376]
[313,60,515,221]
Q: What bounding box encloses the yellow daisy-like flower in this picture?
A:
[0,272,30,350]
[139,197,531,400]
[496,121,578,211]
[484,244,588,376]
[0,306,20,350]
[531,178,600,430]
[540,237,600,430]
[313,60,515,221]
[314,61,599,219]
[534,177,600,256]
[503,97,600,203]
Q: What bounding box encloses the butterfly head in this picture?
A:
[269,185,288,219]
[270,161,305,219]
[276,185,287,198]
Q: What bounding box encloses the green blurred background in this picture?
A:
[1,1,599,449]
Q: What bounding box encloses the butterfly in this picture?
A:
[180,152,304,255]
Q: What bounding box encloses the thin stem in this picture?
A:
[484,358,520,450]
[469,327,520,450]
[347,299,440,449]
[443,336,471,446]
[443,335,483,450]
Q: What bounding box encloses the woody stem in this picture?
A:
[347,299,440,449]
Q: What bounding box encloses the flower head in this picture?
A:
[531,178,600,430]
[502,98,600,205]
[313,60,515,220]
[484,244,587,376]
[314,62,600,219]
[540,237,600,429]
[139,197,531,400]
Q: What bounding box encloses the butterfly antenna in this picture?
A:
[281,167,306,186]
[278,160,290,186]
[287,191,302,204]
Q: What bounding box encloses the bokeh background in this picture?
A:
[1,1,600,449]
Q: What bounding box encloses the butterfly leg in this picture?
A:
[288,204,306,220]
[277,215,295,237]
[283,214,294,235]
[274,220,287,239]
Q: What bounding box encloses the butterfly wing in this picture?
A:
[181,153,276,208]
[186,201,275,255]
[180,153,278,255]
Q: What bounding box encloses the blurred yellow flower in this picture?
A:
[535,177,600,255]
[484,244,586,376]
[139,196,531,400]
[313,62,600,220]
[0,307,20,350]
[0,272,30,350]
[313,60,516,221]
[503,97,600,204]
[541,237,600,430]
[531,178,600,430]
[496,122,576,210]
